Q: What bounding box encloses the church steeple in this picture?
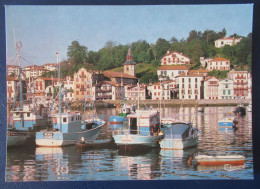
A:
[123,47,136,77]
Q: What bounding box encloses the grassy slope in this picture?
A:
[109,63,158,76]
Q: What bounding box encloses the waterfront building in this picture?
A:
[157,65,189,80]
[92,81,124,100]
[176,72,204,99]
[218,79,234,99]
[63,76,74,101]
[73,67,93,101]
[123,48,136,77]
[149,82,171,100]
[124,84,146,100]
[23,65,49,79]
[160,51,190,65]
[6,65,20,76]
[206,57,230,71]
[204,76,220,100]
[214,37,242,48]
[43,63,57,72]
[247,73,252,99]
[228,70,249,99]
[29,77,61,100]
[7,76,18,101]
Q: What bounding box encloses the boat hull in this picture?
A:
[195,155,245,166]
[160,136,199,150]
[7,132,28,147]
[36,124,104,147]
[113,134,164,147]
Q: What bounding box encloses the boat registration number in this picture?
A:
[121,135,134,142]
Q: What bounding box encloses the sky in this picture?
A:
[5,4,253,67]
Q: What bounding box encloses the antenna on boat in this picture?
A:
[56,52,62,130]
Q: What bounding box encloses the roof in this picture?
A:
[7,76,18,81]
[158,65,189,70]
[215,37,241,41]
[204,76,219,81]
[161,51,190,60]
[210,57,229,62]
[103,71,137,79]
[95,80,118,87]
[37,77,63,81]
[124,60,136,65]
[7,65,20,68]
[189,69,210,73]
[25,68,49,71]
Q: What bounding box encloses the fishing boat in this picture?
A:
[218,116,238,132]
[116,103,136,117]
[112,109,164,148]
[193,155,245,166]
[35,53,105,147]
[160,121,200,150]
[234,104,246,116]
[7,41,49,147]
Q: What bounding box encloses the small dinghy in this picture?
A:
[193,155,245,166]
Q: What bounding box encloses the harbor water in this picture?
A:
[6,106,253,181]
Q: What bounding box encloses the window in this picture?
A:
[189,78,191,83]
[223,90,226,95]
[27,113,30,117]
[225,84,228,88]
[195,78,197,82]
[71,117,74,121]
[228,90,231,95]
[63,118,67,122]
[182,78,184,83]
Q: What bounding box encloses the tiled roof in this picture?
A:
[103,71,137,79]
[124,60,136,65]
[210,57,229,62]
[7,65,19,68]
[189,70,210,73]
[204,76,219,81]
[7,76,18,81]
[161,51,190,60]
[158,65,189,70]
[37,77,63,81]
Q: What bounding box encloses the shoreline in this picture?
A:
[70,99,251,109]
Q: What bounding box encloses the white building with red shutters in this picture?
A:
[63,76,74,101]
[176,72,204,99]
[124,84,146,100]
[6,65,20,76]
[157,65,189,80]
[160,51,190,65]
[92,81,124,100]
[23,65,49,78]
[214,37,242,48]
[204,76,220,100]
[206,57,231,71]
[7,76,18,101]
[228,70,249,99]
[44,63,57,72]
[148,82,171,100]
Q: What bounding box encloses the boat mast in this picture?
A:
[56,52,62,129]
[16,41,23,110]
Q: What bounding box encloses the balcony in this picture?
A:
[96,89,112,93]
[80,88,86,91]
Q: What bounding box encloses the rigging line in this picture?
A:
[20,56,37,66]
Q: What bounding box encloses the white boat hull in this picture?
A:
[36,124,104,147]
[113,134,164,147]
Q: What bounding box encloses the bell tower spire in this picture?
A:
[124,47,136,77]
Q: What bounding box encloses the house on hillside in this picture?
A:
[23,65,49,79]
[63,76,74,101]
[160,51,190,65]
[206,57,231,71]
[214,37,242,48]
[124,84,146,100]
[103,71,137,85]
[44,63,57,72]
[148,81,171,100]
[228,70,249,99]
[7,65,20,76]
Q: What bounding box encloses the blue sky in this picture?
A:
[5,4,253,67]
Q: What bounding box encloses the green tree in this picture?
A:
[67,41,88,65]
[154,38,170,60]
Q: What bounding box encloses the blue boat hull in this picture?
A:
[218,122,233,127]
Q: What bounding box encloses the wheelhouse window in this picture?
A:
[27,113,30,117]
[63,118,67,123]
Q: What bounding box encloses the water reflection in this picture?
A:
[6,106,253,181]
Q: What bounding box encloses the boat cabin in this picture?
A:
[52,112,83,133]
[126,109,160,136]
[165,122,192,139]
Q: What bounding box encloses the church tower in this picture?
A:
[123,48,136,77]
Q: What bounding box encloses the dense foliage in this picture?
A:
[58,29,251,82]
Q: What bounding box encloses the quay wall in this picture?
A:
[71,99,251,109]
